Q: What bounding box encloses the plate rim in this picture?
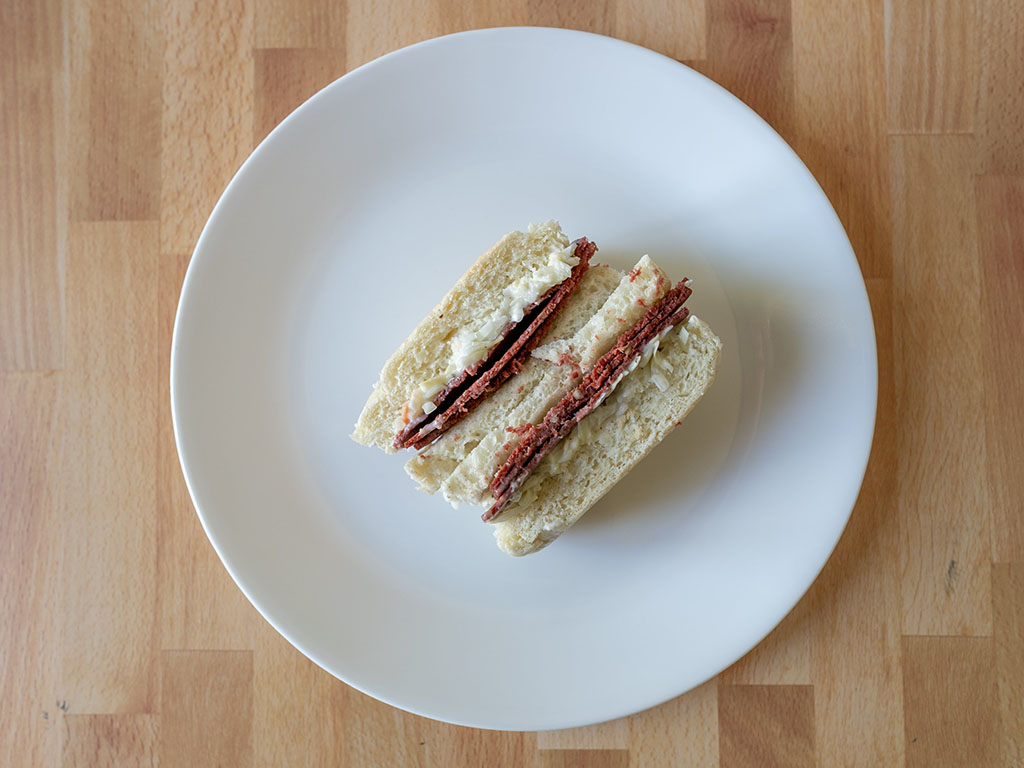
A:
[170,25,878,730]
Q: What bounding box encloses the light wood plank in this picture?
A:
[810,278,905,767]
[251,622,345,766]
[902,636,998,768]
[156,252,262,650]
[0,372,63,767]
[59,222,159,714]
[419,719,531,767]
[628,680,718,767]
[977,0,1024,173]
[433,0,531,29]
[976,175,1024,563]
[255,0,345,48]
[253,48,348,144]
[524,0,614,32]
[791,0,891,278]
[434,0,612,34]
[344,0,447,70]
[0,0,66,370]
[161,0,254,253]
[536,750,630,768]
[68,0,161,221]
[62,715,158,768]
[699,0,794,136]
[615,0,706,60]
[993,563,1024,767]
[718,685,815,768]
[890,135,992,635]
[537,717,628,750]
[159,651,254,768]
[886,0,979,133]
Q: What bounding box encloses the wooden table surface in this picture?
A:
[3,0,1023,765]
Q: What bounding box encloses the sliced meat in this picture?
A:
[483,279,692,521]
[394,238,596,451]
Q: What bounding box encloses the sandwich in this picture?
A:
[352,221,721,555]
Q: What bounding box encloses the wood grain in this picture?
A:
[0,0,66,370]
[976,176,1024,563]
[901,636,999,768]
[59,222,160,714]
[976,0,1024,173]
[890,135,991,636]
[255,0,346,48]
[537,716,628,750]
[68,0,161,221]
[993,564,1024,765]
[615,0,706,60]
[62,715,158,768]
[886,0,978,134]
[536,750,629,768]
[718,685,815,768]
[525,0,613,33]
[2,0,1022,764]
[160,0,254,254]
[159,651,253,768]
[791,0,892,278]
[420,720,531,767]
[251,623,345,765]
[344,0,446,70]
[0,373,63,767]
[700,0,793,136]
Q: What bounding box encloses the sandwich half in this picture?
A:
[352,222,721,556]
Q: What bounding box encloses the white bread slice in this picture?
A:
[404,265,622,493]
[352,221,570,452]
[438,255,672,507]
[492,315,722,556]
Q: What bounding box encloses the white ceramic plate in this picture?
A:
[172,27,876,730]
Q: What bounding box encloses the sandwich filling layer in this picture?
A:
[484,278,693,520]
[394,238,596,451]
